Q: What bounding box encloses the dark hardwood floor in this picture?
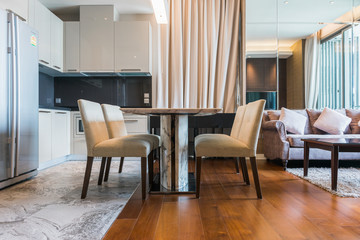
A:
[104,158,360,240]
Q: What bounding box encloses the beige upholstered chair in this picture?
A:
[78,99,154,199]
[101,104,161,186]
[195,99,266,199]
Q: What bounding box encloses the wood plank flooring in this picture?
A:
[104,159,360,240]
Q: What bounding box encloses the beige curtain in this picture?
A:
[156,0,240,113]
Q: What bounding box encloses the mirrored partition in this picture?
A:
[246,0,278,110]
[246,0,359,110]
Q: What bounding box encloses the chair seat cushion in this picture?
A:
[195,134,254,157]
[129,134,161,150]
[93,135,151,157]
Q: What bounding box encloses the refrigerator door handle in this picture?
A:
[8,12,17,178]
[14,15,21,177]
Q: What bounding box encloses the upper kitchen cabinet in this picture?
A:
[33,0,63,71]
[50,14,63,71]
[34,0,51,66]
[64,22,79,72]
[80,6,116,72]
[115,21,152,73]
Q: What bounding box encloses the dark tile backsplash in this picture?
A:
[39,72,54,107]
[53,76,152,109]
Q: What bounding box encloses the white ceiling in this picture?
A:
[246,0,357,53]
[39,0,153,15]
[40,0,357,54]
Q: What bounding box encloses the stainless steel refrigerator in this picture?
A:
[0,9,39,188]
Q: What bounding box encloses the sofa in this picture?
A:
[261,109,360,170]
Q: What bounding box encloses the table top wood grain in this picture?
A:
[121,108,223,115]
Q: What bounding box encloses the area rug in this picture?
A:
[287,167,360,197]
[0,159,141,240]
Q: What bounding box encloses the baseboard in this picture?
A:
[38,155,72,171]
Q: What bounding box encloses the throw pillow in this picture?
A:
[306,109,327,134]
[279,107,307,135]
[345,109,360,134]
[314,107,352,134]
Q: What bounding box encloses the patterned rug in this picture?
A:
[287,167,360,197]
[0,159,140,240]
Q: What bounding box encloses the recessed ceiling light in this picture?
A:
[284,1,289,4]
[329,1,335,5]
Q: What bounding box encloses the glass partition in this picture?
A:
[246,0,358,110]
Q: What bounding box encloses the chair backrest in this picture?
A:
[231,100,266,153]
[78,99,109,156]
[230,105,246,139]
[101,104,128,138]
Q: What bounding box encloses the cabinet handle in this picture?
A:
[55,111,67,114]
[124,119,138,123]
[39,59,49,64]
[39,110,51,113]
[121,69,141,72]
[67,69,78,72]
[53,65,61,70]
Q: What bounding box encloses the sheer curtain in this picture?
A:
[156,0,240,113]
[304,32,321,109]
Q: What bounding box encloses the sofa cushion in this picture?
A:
[346,109,360,134]
[287,134,360,148]
[306,109,351,134]
[306,109,328,134]
[314,108,351,134]
[279,108,307,134]
[268,109,312,134]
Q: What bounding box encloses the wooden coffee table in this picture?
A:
[302,138,360,191]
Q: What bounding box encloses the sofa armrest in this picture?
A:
[262,120,287,141]
[261,120,290,160]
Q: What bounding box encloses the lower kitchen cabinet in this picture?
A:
[51,111,70,159]
[39,109,70,165]
[39,110,52,164]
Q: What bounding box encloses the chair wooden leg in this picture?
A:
[196,156,202,198]
[250,157,262,199]
[148,150,154,187]
[104,157,112,182]
[239,157,250,185]
[141,157,147,200]
[118,157,125,173]
[81,156,94,199]
[98,157,107,185]
[234,157,240,173]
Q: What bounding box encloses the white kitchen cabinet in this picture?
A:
[0,0,29,22]
[51,111,70,159]
[123,114,149,134]
[39,109,70,165]
[39,110,52,163]
[50,14,63,71]
[115,21,152,73]
[80,6,115,72]
[64,22,80,72]
[34,0,51,66]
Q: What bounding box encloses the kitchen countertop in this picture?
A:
[39,105,72,111]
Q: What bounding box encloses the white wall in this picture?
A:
[0,0,28,20]
[118,14,159,107]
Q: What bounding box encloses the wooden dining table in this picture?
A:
[121,108,222,193]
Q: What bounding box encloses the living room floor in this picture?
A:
[104,159,360,240]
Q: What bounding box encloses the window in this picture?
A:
[318,24,360,109]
